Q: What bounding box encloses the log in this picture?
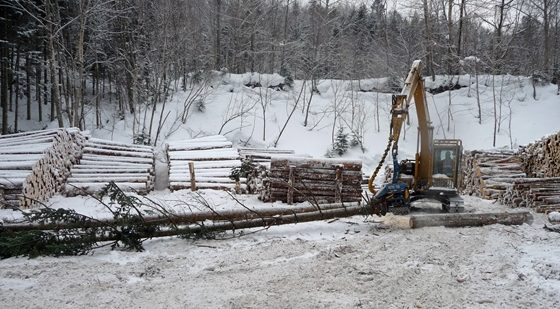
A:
[271,157,362,171]
[67,176,149,183]
[269,169,363,179]
[84,143,154,154]
[82,147,154,158]
[169,153,240,161]
[0,137,56,147]
[169,176,244,183]
[0,143,52,153]
[70,169,152,175]
[169,182,247,191]
[63,182,149,196]
[409,212,533,228]
[2,202,363,233]
[80,154,154,164]
[87,138,153,150]
[269,179,362,189]
[169,168,233,176]
[77,160,153,168]
[167,141,233,151]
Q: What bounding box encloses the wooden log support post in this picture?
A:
[287,165,295,205]
[335,164,343,202]
[188,162,196,191]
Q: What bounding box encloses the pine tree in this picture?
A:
[332,127,349,156]
[280,65,294,88]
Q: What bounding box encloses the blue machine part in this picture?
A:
[374,182,409,199]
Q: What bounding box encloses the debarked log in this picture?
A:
[409,211,533,229]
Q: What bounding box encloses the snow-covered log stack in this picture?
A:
[238,147,308,195]
[268,157,362,204]
[62,138,155,197]
[238,148,297,166]
[518,132,560,178]
[166,135,245,192]
[461,149,526,199]
[0,128,85,209]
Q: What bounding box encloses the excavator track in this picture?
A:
[369,196,410,216]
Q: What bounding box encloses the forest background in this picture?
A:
[0,0,558,142]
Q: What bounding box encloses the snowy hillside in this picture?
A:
[75,72,560,177]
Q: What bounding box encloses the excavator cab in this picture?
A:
[431,139,463,189]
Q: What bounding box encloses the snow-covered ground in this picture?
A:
[1,194,559,308]
[1,70,560,308]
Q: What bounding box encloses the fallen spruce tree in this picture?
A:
[0,182,534,259]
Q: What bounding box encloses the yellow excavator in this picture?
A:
[367,60,464,215]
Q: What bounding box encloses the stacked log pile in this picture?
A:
[461,149,525,200]
[518,132,560,178]
[499,178,560,213]
[268,157,362,204]
[0,128,84,209]
[238,148,296,167]
[497,132,560,213]
[63,138,155,196]
[238,147,307,195]
[166,135,245,192]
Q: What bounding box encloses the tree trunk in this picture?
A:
[2,202,364,234]
[215,0,222,69]
[1,6,8,134]
[409,212,533,228]
[423,0,435,80]
[45,0,64,127]
[456,0,466,60]
[26,52,31,120]
[14,48,20,131]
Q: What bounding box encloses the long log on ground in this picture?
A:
[63,182,149,195]
[409,212,533,228]
[2,202,363,232]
